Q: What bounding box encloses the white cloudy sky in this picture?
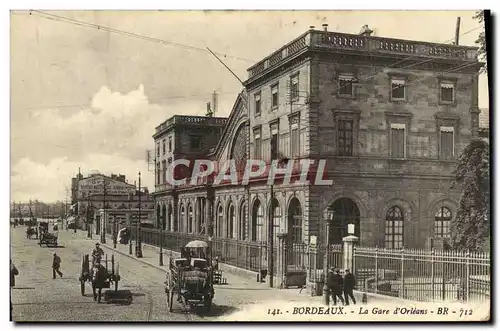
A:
[10,10,489,203]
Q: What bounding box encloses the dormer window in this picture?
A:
[391,78,406,101]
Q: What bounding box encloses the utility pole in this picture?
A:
[135,171,143,258]
[101,179,107,243]
[455,17,461,45]
[86,193,92,239]
[268,184,275,288]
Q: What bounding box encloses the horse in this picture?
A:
[26,227,35,239]
[91,263,108,303]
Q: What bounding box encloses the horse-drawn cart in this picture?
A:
[79,254,123,303]
[38,222,57,246]
[165,240,215,313]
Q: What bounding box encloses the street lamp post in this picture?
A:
[135,171,143,258]
[86,193,92,239]
[112,215,117,249]
[323,209,335,305]
[129,215,133,255]
[159,206,164,266]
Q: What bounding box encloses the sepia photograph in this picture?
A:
[8,7,491,323]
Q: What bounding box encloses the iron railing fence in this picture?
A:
[354,247,490,303]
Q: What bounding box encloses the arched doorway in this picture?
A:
[327,198,361,245]
[287,197,303,244]
[161,204,167,230]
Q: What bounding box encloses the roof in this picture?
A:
[479,108,489,129]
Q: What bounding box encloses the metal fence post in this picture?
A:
[466,250,470,303]
[431,249,435,302]
[401,248,405,299]
[375,246,379,294]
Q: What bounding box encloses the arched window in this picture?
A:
[216,203,224,237]
[156,204,161,229]
[239,201,247,240]
[385,206,404,249]
[187,204,193,233]
[327,198,360,245]
[270,198,282,243]
[169,204,175,231]
[161,204,167,230]
[179,204,185,233]
[227,202,235,239]
[435,206,452,238]
[288,198,303,244]
[251,199,264,241]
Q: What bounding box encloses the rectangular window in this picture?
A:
[337,120,353,156]
[168,137,172,152]
[338,75,354,96]
[390,123,406,158]
[162,160,167,183]
[271,84,279,109]
[156,162,161,184]
[440,81,455,103]
[162,139,166,155]
[291,127,299,157]
[190,135,201,149]
[254,92,261,116]
[270,124,279,160]
[391,78,406,101]
[440,126,454,160]
[385,219,404,249]
[290,74,299,101]
[253,129,262,159]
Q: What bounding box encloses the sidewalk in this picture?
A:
[78,231,417,306]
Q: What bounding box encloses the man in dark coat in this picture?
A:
[52,253,63,279]
[10,260,19,320]
[327,267,344,306]
[343,268,356,305]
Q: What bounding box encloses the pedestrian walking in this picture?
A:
[10,260,19,320]
[327,267,345,306]
[52,253,63,279]
[343,268,356,305]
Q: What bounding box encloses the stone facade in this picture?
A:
[153,27,482,272]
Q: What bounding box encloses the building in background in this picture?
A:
[479,108,490,141]
[153,25,483,279]
[70,171,154,231]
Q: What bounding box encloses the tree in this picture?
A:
[450,139,490,251]
[473,10,487,74]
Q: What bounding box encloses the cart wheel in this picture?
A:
[80,280,85,296]
[168,290,174,312]
[204,295,212,312]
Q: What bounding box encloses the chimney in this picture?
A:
[359,25,374,37]
[322,23,328,32]
[212,91,218,116]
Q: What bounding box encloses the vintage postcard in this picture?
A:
[9,9,491,323]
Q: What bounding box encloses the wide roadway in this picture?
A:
[10,226,237,322]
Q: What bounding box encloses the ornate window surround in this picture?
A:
[434,112,460,160]
[385,111,413,159]
[288,111,300,158]
[331,108,361,156]
[437,75,458,107]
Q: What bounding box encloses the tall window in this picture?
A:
[239,202,247,240]
[168,136,172,152]
[227,203,235,239]
[253,128,262,159]
[440,126,454,160]
[162,160,167,183]
[271,84,279,109]
[217,204,223,237]
[391,78,406,101]
[440,81,455,103]
[188,205,193,233]
[390,123,406,158]
[251,200,262,241]
[337,120,353,156]
[290,74,299,101]
[271,200,282,244]
[162,139,166,155]
[179,204,185,233]
[290,116,299,157]
[254,92,261,116]
[338,75,354,96]
[157,143,160,156]
[156,162,161,184]
[385,206,404,249]
[270,123,279,160]
[434,206,452,238]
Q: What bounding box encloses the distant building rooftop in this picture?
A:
[153,115,228,138]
